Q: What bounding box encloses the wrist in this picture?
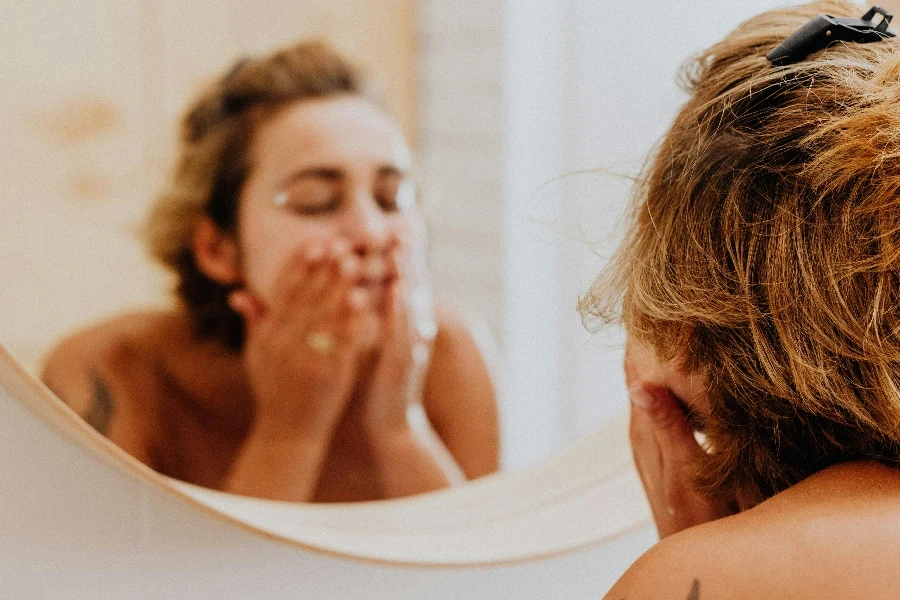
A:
[366,421,418,453]
[244,419,334,452]
[224,428,331,502]
[363,411,414,443]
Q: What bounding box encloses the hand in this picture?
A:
[354,239,416,438]
[625,340,735,538]
[228,239,374,444]
[626,345,735,538]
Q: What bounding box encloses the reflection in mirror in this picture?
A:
[31,38,500,503]
[0,0,503,504]
[0,0,796,505]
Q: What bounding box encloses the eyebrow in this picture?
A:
[279,165,407,188]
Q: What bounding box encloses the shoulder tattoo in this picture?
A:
[85,372,115,435]
[617,578,700,600]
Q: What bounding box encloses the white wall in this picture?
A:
[419,0,790,468]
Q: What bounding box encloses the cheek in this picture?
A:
[238,211,333,302]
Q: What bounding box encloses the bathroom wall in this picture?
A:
[0,0,418,371]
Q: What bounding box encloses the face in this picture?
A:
[230,95,413,305]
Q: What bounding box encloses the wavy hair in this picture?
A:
[582,0,900,501]
[145,40,367,348]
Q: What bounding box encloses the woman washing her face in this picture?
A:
[41,41,499,502]
[591,1,900,597]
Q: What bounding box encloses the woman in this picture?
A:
[40,41,499,503]
[584,2,900,597]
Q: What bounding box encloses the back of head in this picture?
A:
[146,40,366,348]
[583,1,900,500]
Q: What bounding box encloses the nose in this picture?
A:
[340,192,391,256]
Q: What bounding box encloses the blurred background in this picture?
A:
[1,0,853,469]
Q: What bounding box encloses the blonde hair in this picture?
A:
[582,0,900,500]
[146,40,367,347]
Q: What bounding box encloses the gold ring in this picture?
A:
[305,331,336,355]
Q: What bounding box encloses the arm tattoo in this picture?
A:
[85,372,115,435]
[687,579,700,600]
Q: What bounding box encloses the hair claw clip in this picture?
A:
[767,6,895,65]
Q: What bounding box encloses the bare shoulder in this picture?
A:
[40,310,176,430]
[606,462,900,600]
[424,305,496,406]
[603,518,752,600]
[421,306,500,478]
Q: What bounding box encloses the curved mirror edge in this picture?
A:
[0,339,653,568]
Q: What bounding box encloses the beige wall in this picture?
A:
[0,0,417,371]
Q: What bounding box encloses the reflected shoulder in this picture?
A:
[40,309,179,416]
[42,310,177,373]
[422,305,500,478]
[426,304,497,408]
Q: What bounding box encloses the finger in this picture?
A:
[629,394,664,487]
[632,385,703,466]
[267,243,326,317]
[629,389,662,460]
[384,242,403,283]
[380,279,409,352]
[358,252,390,287]
[305,252,361,324]
[332,294,373,358]
[302,239,354,303]
[629,400,671,529]
[228,289,267,329]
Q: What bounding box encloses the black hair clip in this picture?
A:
[767,6,895,65]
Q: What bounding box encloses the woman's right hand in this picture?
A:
[228,239,371,446]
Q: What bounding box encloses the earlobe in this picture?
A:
[192,216,241,285]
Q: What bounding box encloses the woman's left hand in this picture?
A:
[626,344,736,539]
[356,242,415,438]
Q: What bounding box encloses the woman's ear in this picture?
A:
[192,216,241,285]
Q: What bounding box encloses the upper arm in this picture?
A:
[603,522,763,600]
[421,308,500,479]
[40,328,153,462]
[41,335,101,420]
[604,541,704,600]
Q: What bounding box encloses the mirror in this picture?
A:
[0,0,790,502]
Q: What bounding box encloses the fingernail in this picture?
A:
[332,239,351,256]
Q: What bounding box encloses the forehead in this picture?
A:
[248,95,410,173]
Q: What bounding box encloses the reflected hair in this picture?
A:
[145,40,368,348]
[581,0,900,501]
